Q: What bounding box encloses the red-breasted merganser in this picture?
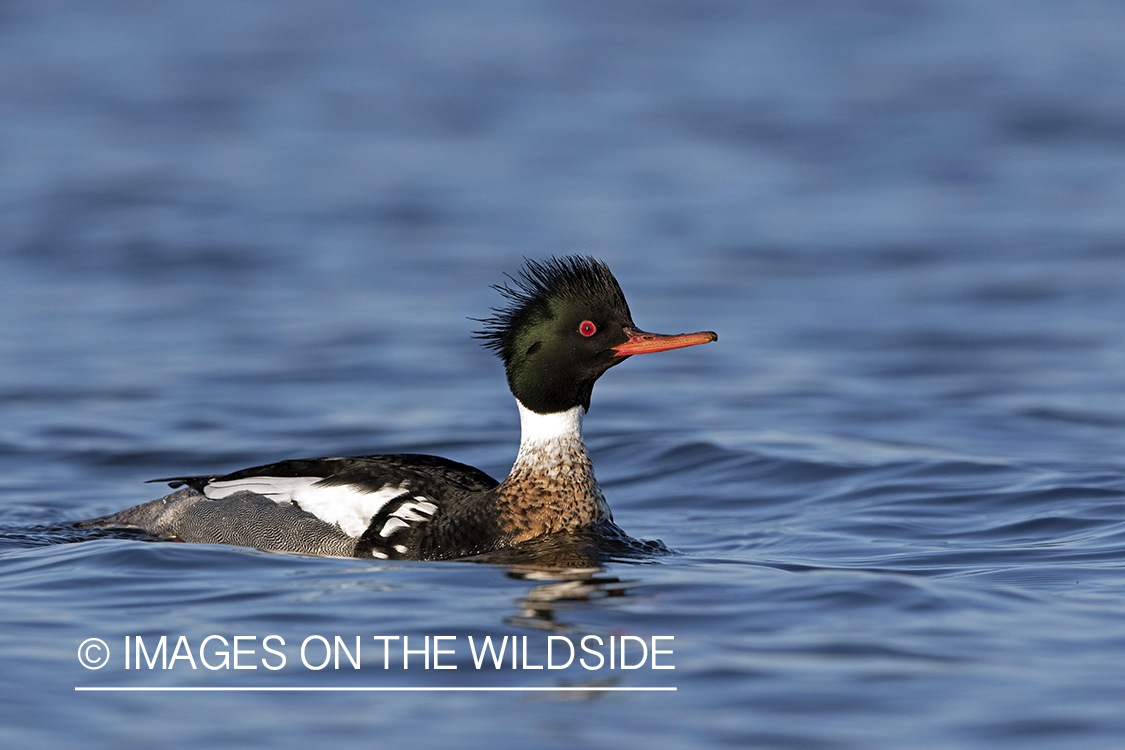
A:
[79,256,716,560]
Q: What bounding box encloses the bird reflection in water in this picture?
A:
[468,524,668,633]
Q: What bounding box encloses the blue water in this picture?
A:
[3,2,1125,748]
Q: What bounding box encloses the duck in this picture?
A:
[78,256,716,560]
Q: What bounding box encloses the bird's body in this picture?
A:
[79,256,716,560]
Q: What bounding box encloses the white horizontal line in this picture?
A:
[76,686,676,692]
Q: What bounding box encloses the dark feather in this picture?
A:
[146,476,217,493]
[471,255,629,358]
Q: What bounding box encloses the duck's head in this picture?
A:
[474,256,717,415]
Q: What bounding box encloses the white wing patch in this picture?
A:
[392,500,438,523]
[377,498,439,538]
[379,517,410,538]
[204,476,321,500]
[204,477,412,538]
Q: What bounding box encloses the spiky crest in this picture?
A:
[472,255,629,360]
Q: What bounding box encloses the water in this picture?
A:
[3,1,1125,748]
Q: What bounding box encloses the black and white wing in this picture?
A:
[150,454,498,552]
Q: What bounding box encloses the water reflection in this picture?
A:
[467,525,667,632]
[503,568,632,633]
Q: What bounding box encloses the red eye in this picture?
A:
[579,320,597,337]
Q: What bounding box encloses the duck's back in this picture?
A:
[80,454,501,559]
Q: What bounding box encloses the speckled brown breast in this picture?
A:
[493,434,612,543]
